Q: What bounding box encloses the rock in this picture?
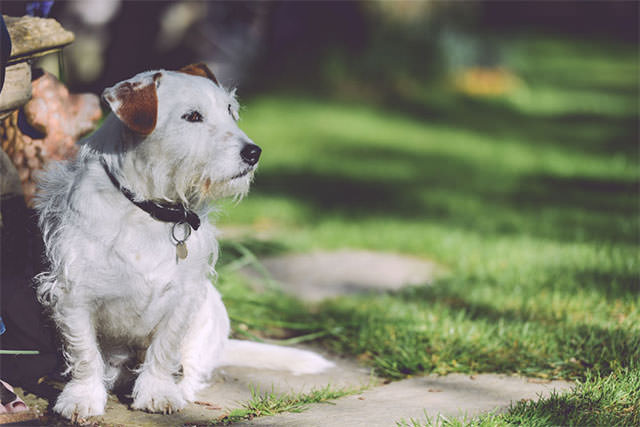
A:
[0,15,75,115]
[0,62,31,117]
[3,15,74,65]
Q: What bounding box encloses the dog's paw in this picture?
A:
[54,379,107,421]
[131,372,186,414]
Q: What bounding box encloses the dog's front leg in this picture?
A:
[54,306,108,420]
[131,297,193,414]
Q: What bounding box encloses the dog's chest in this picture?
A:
[93,218,215,340]
[96,278,181,340]
[111,212,214,279]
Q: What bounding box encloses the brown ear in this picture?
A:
[102,73,160,135]
[178,63,219,85]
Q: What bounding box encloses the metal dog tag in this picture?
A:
[172,222,191,263]
[176,241,188,260]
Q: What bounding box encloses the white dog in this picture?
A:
[34,64,332,420]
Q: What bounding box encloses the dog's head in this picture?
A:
[101,63,260,205]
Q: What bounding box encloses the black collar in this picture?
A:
[100,159,201,231]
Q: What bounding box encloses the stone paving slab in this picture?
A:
[240,250,440,301]
[240,374,573,427]
[16,352,374,426]
[17,364,571,426]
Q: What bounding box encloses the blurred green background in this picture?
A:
[3,1,637,254]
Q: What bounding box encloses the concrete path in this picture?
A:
[239,250,440,301]
[16,356,571,426]
[16,352,374,426]
[77,353,374,426]
[240,374,572,426]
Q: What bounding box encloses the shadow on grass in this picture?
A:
[387,92,639,158]
[569,270,640,297]
[253,147,638,244]
[515,174,638,212]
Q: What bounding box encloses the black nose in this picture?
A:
[240,143,261,166]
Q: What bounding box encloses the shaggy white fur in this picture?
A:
[34,65,332,421]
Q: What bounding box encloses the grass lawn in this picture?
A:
[214,34,639,425]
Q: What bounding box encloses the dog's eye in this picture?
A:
[181,110,203,123]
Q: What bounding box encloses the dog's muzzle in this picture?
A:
[240,143,261,166]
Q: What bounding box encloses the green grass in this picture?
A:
[215,384,362,425]
[493,364,640,426]
[214,34,639,425]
